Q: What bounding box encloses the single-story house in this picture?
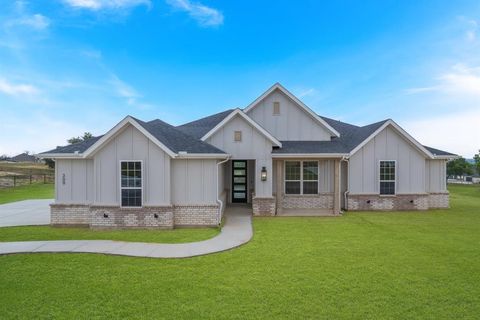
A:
[39,83,457,228]
[11,153,41,163]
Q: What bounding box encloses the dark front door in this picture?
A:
[232,160,247,203]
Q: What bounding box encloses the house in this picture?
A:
[39,83,457,228]
[11,153,41,163]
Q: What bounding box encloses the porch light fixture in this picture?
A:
[261,166,267,181]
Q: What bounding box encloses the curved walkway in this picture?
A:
[0,205,252,258]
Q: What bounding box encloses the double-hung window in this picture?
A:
[285,161,318,195]
[379,160,396,195]
[120,161,142,207]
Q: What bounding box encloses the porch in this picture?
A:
[221,158,343,216]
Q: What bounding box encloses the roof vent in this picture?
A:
[178,151,188,155]
[74,151,80,155]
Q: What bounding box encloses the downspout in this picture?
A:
[340,156,350,213]
[216,156,231,224]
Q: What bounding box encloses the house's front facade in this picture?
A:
[40,83,456,228]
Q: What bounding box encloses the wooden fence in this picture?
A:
[0,174,54,188]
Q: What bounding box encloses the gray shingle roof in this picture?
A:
[423,146,457,157]
[176,109,234,139]
[133,118,226,154]
[273,118,389,154]
[41,117,226,155]
[41,110,455,158]
[41,135,103,155]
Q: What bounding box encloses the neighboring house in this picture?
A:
[39,83,457,229]
[11,153,40,163]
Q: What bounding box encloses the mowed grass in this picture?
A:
[0,225,220,243]
[0,183,54,204]
[0,185,479,319]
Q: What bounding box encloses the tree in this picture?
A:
[473,150,480,175]
[447,157,473,177]
[67,132,93,145]
[44,158,55,169]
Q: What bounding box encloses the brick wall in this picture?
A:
[282,193,334,209]
[252,196,276,216]
[347,194,429,211]
[173,205,220,226]
[90,206,174,229]
[51,204,90,226]
[428,192,449,209]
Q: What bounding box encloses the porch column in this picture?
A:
[334,159,341,215]
[276,160,283,215]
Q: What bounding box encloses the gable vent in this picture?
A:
[273,102,280,115]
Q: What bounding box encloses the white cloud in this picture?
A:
[0,78,40,96]
[297,88,318,98]
[5,13,50,30]
[464,18,478,42]
[166,0,223,26]
[403,109,480,158]
[405,64,480,97]
[63,0,151,10]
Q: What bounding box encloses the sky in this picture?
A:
[0,0,479,157]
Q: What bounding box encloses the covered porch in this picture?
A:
[271,158,343,216]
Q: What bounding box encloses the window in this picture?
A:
[273,101,280,115]
[379,160,395,195]
[285,161,319,194]
[234,130,242,142]
[121,161,142,207]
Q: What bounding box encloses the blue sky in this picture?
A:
[0,0,479,157]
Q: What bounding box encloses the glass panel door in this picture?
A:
[232,160,247,203]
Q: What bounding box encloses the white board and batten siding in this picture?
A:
[171,159,218,205]
[426,160,447,193]
[92,124,171,206]
[55,159,93,204]
[245,89,332,141]
[206,114,274,197]
[349,126,427,194]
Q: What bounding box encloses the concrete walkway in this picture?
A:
[0,199,52,227]
[0,205,252,258]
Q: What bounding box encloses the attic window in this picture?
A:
[234,131,242,142]
[273,102,280,115]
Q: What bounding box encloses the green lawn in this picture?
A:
[0,184,479,319]
[0,183,54,204]
[0,225,219,243]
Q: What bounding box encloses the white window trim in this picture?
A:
[284,160,319,195]
[379,160,396,196]
[119,160,144,208]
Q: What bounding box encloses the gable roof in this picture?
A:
[176,109,234,139]
[133,118,226,155]
[348,119,435,159]
[272,118,388,156]
[243,83,341,138]
[40,116,227,159]
[11,153,39,162]
[200,109,282,147]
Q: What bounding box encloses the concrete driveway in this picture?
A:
[0,199,52,227]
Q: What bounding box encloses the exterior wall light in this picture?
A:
[261,166,267,181]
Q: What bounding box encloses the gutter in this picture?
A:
[341,156,350,213]
[216,156,231,224]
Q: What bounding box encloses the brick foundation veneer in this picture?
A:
[428,192,450,209]
[90,206,174,229]
[173,205,220,226]
[282,193,334,209]
[50,204,222,228]
[252,196,276,216]
[347,194,430,211]
[51,204,90,226]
